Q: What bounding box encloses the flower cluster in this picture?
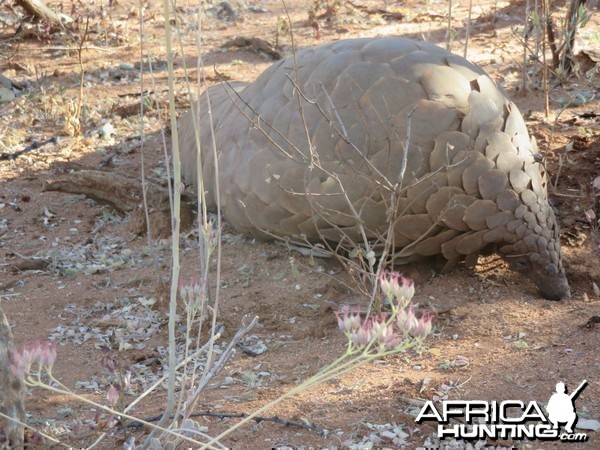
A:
[198,218,219,254]
[101,355,131,407]
[10,340,58,379]
[335,271,433,352]
[179,278,202,302]
[379,270,415,309]
[179,278,205,315]
[395,304,433,338]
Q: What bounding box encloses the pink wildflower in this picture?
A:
[379,270,400,301]
[10,348,32,379]
[106,384,120,407]
[334,306,362,333]
[411,311,434,338]
[350,326,372,347]
[395,305,434,338]
[179,279,203,307]
[395,304,420,336]
[38,340,57,372]
[379,271,415,307]
[370,316,403,350]
[10,340,57,379]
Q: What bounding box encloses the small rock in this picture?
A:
[380,430,396,440]
[577,418,600,431]
[0,86,15,104]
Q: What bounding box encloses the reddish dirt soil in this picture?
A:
[1,0,599,449]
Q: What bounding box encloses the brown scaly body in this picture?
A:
[178,37,570,300]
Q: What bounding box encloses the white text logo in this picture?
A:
[415,380,588,442]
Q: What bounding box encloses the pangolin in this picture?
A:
[178,37,570,300]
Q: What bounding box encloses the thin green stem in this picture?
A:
[201,335,422,448]
[22,380,218,448]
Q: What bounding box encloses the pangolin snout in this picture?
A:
[537,275,571,301]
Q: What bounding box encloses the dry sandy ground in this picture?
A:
[1,0,599,448]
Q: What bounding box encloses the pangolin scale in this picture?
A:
[178,37,570,300]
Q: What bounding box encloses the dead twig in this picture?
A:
[182,316,259,421]
[14,0,72,29]
[560,0,589,74]
[127,410,326,436]
[41,169,194,238]
[0,136,57,161]
[8,257,50,272]
[222,37,282,60]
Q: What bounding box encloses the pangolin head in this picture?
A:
[457,93,571,301]
[502,248,570,301]
[497,186,570,300]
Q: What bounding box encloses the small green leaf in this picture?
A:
[514,340,529,349]
[529,10,540,27]
[290,259,300,278]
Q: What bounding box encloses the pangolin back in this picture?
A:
[178,37,570,300]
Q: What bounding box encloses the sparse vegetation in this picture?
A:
[0,0,598,448]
